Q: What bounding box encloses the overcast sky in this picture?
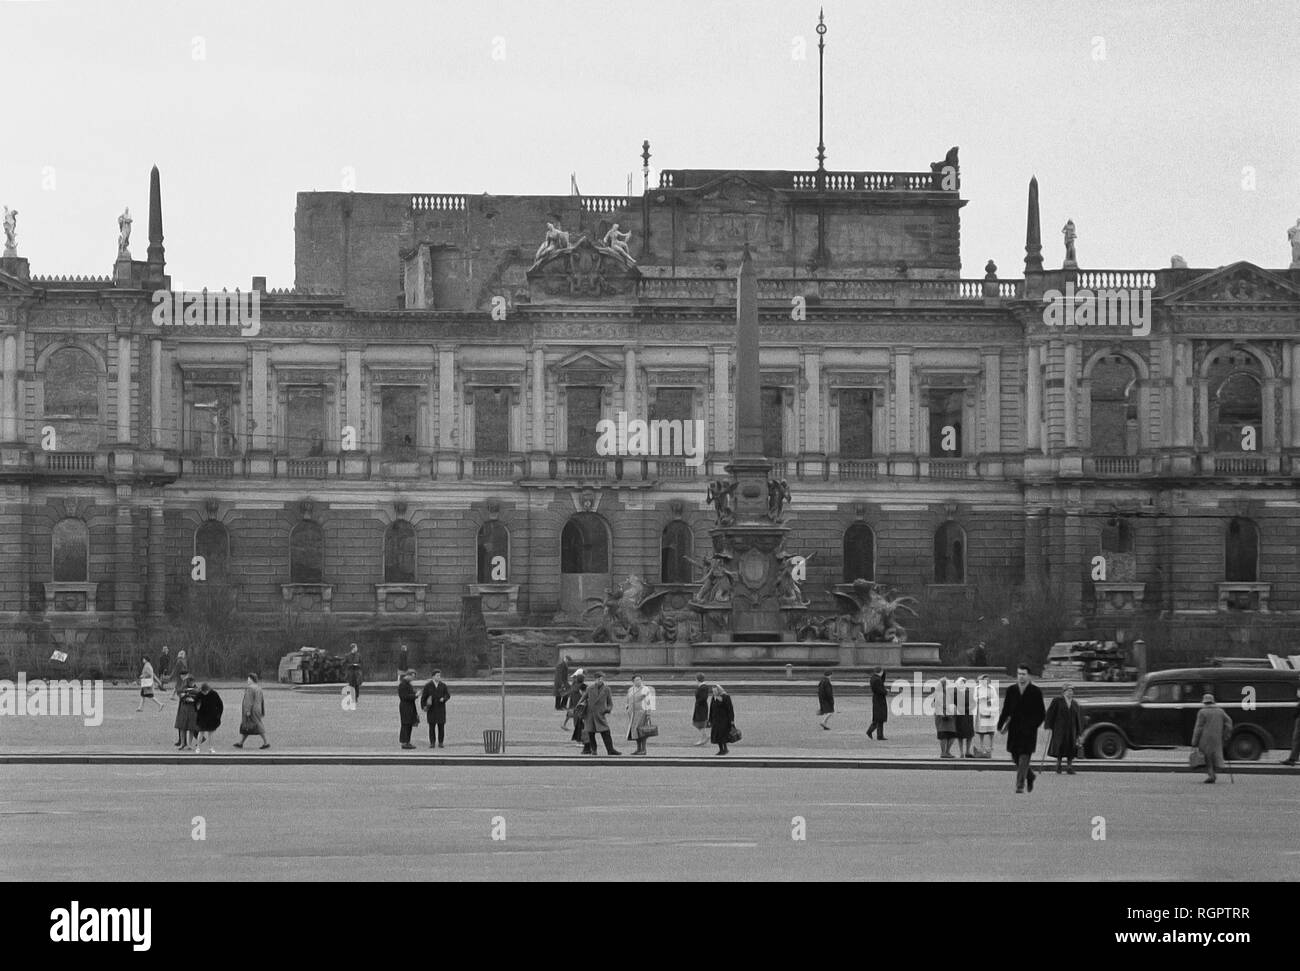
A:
[3,0,1297,291]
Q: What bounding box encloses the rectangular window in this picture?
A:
[380,387,419,458]
[473,388,511,454]
[650,387,693,423]
[285,386,326,457]
[566,387,602,455]
[189,384,238,457]
[762,386,785,457]
[838,390,874,458]
[928,389,963,457]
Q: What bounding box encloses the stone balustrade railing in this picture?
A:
[410,194,467,211]
[661,169,955,192]
[635,277,1023,301]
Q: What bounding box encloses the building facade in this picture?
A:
[3,154,1300,673]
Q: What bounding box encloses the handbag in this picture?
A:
[727,724,742,743]
[1188,748,1206,769]
[638,716,659,739]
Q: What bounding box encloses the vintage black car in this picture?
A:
[1079,666,1300,760]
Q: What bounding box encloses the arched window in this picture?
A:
[52,518,89,582]
[934,521,966,584]
[477,521,510,583]
[195,521,230,583]
[1225,518,1258,582]
[384,520,416,583]
[843,523,876,583]
[660,521,694,583]
[1214,373,1263,451]
[561,513,609,574]
[44,347,100,450]
[290,521,324,583]
[1090,356,1139,454]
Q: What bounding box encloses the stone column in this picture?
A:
[148,505,165,616]
[1262,376,1277,453]
[250,346,269,451]
[622,345,637,418]
[1026,344,1042,453]
[345,347,362,448]
[116,335,132,443]
[892,346,913,467]
[802,347,824,477]
[981,346,1001,454]
[150,338,163,450]
[1174,340,1194,448]
[1063,340,1079,449]
[115,496,134,614]
[531,347,546,452]
[437,346,458,477]
[1,334,15,441]
[1291,344,1300,448]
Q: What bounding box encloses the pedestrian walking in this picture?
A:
[234,673,270,749]
[1281,684,1300,766]
[174,675,200,750]
[582,671,620,755]
[973,674,998,758]
[997,664,1046,793]
[625,674,656,755]
[398,642,410,674]
[568,672,591,750]
[866,666,888,740]
[692,673,711,745]
[136,658,164,712]
[954,676,975,757]
[157,645,172,693]
[420,669,451,748]
[935,676,958,758]
[195,683,224,753]
[345,644,363,704]
[171,650,190,699]
[708,684,736,756]
[1190,692,1233,784]
[1044,683,1083,774]
[554,655,571,711]
[398,670,419,749]
[817,670,835,730]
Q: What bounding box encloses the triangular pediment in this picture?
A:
[687,173,784,204]
[1162,262,1300,304]
[553,350,618,373]
[0,269,34,295]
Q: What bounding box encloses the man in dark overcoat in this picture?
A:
[397,670,419,749]
[582,671,620,755]
[420,669,451,748]
[997,663,1045,793]
[867,666,889,740]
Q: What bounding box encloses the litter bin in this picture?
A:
[483,729,504,754]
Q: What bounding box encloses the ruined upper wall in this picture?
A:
[294,161,966,311]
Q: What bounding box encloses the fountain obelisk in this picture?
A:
[729,245,770,516]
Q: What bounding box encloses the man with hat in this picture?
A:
[1191,692,1232,784]
[420,669,451,748]
[397,670,420,750]
[582,671,620,756]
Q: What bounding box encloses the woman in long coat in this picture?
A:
[171,650,190,699]
[692,674,711,746]
[173,676,200,749]
[974,674,999,758]
[235,673,269,749]
[1044,683,1083,773]
[934,676,957,758]
[1191,694,1233,783]
[954,676,975,757]
[867,667,888,740]
[708,684,735,756]
[625,675,655,755]
[195,683,224,753]
[397,671,419,749]
[136,658,164,712]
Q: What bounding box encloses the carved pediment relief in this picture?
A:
[527,236,640,299]
[552,350,619,385]
[685,173,784,204]
[1164,262,1300,304]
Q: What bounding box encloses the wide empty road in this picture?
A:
[1,764,1294,880]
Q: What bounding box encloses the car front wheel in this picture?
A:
[1227,732,1262,761]
[1090,729,1127,760]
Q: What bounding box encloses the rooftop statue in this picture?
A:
[118,207,132,258]
[601,223,635,264]
[1062,219,1078,267]
[533,222,572,266]
[1289,218,1300,267]
[2,206,16,257]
